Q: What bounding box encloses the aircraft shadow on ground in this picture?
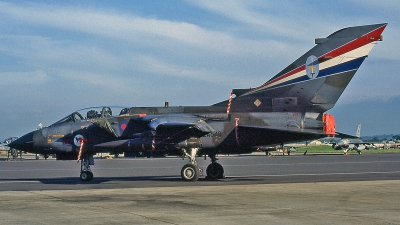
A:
[3,173,400,187]
[0,176,222,185]
[40,176,186,184]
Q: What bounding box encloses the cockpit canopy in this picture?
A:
[50,106,128,126]
[51,112,84,125]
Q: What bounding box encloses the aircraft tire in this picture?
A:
[80,171,93,181]
[87,171,93,181]
[206,162,224,180]
[181,164,199,181]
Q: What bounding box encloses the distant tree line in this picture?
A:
[320,134,400,143]
[363,134,400,142]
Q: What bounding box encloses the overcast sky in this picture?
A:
[1,0,399,140]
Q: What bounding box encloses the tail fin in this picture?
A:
[356,123,361,138]
[216,23,387,114]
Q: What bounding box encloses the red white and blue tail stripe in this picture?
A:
[246,23,387,94]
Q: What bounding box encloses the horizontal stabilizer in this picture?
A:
[230,125,333,147]
[240,125,329,136]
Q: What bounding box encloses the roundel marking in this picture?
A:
[306,55,319,79]
[119,121,128,132]
[74,134,85,147]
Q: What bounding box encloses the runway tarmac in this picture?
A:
[1,153,400,224]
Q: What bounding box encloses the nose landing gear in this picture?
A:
[80,154,94,181]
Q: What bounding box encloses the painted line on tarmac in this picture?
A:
[228,170,400,178]
[0,180,41,184]
[223,160,400,168]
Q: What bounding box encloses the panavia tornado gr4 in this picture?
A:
[9,23,387,181]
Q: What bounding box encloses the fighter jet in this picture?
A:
[332,123,374,154]
[1,137,19,159]
[9,23,387,181]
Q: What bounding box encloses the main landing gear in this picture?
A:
[343,148,362,155]
[206,153,224,180]
[181,148,224,182]
[80,154,94,181]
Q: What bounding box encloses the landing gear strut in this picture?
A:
[80,154,94,181]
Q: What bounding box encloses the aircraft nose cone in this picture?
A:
[8,131,35,151]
